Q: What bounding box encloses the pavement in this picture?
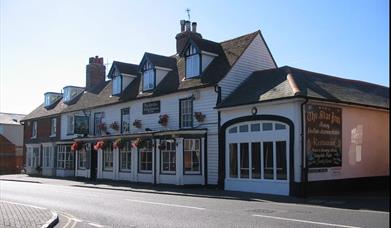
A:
[0,200,58,228]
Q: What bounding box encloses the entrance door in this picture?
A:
[90,146,98,181]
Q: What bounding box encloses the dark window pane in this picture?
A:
[275,123,286,130]
[251,124,260,132]
[240,143,249,178]
[251,143,261,179]
[229,144,238,178]
[239,125,248,132]
[262,123,273,131]
[263,142,274,179]
[229,126,237,134]
[276,141,287,180]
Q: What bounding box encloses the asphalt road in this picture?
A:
[0,180,389,228]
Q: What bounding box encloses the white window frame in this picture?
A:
[78,148,87,169]
[43,145,54,168]
[160,140,176,174]
[121,108,131,134]
[103,148,113,171]
[120,142,132,172]
[183,139,201,174]
[139,140,153,173]
[57,145,74,170]
[50,118,57,137]
[143,69,155,91]
[180,98,193,128]
[31,121,37,139]
[185,44,200,78]
[67,115,74,135]
[94,112,104,136]
[113,75,122,95]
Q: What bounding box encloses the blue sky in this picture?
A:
[0,0,389,114]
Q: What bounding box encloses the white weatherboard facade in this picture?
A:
[219,99,389,196]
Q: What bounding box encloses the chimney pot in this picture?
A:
[191,22,197,33]
[180,20,185,32]
[185,21,191,31]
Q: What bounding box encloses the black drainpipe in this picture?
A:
[301,98,309,197]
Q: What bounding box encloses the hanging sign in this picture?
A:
[305,104,342,168]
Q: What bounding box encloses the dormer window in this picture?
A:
[142,61,155,91]
[63,86,83,103]
[44,92,62,108]
[112,74,122,95]
[185,44,200,78]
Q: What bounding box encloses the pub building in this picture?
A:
[22,20,389,196]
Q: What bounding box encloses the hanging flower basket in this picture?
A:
[194,112,205,122]
[113,138,126,149]
[158,114,169,126]
[94,140,108,150]
[133,119,142,128]
[132,138,147,149]
[110,121,119,131]
[71,141,83,151]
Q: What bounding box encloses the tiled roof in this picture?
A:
[0,113,26,125]
[23,31,261,120]
[219,66,389,109]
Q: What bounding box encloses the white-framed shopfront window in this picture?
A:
[160,139,176,174]
[139,140,153,173]
[184,139,201,174]
[43,145,54,168]
[226,121,289,182]
[26,145,40,168]
[78,148,87,169]
[57,145,74,170]
[120,142,132,172]
[103,148,113,171]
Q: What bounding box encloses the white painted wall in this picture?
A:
[218,33,277,100]
[308,104,389,181]
[201,54,215,72]
[122,74,137,91]
[155,69,169,87]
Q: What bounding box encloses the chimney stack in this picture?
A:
[185,20,191,31]
[180,20,185,32]
[191,22,197,33]
[86,56,105,92]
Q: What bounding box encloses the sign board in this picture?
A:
[74,116,89,135]
[143,101,160,115]
[305,104,342,168]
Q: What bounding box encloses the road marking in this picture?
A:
[88,223,105,227]
[0,200,46,210]
[126,199,206,210]
[252,214,361,228]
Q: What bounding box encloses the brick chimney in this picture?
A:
[175,20,202,54]
[86,56,105,91]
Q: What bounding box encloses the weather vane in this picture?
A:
[186,8,191,21]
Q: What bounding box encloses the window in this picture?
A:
[94,112,104,136]
[263,142,274,179]
[113,75,122,95]
[160,140,176,174]
[139,140,153,172]
[120,142,131,171]
[50,118,56,137]
[275,123,286,130]
[229,143,238,178]
[180,98,193,128]
[251,143,261,179]
[251,124,260,132]
[240,143,249,178]
[121,108,130,133]
[103,148,113,171]
[185,44,200,78]
[239,125,248,132]
[64,87,80,102]
[228,127,237,134]
[32,147,40,168]
[43,145,53,168]
[262,123,273,131]
[78,148,87,169]
[184,139,201,174]
[32,121,37,138]
[67,115,74,135]
[57,145,74,170]
[27,147,32,167]
[276,141,287,180]
[142,61,155,91]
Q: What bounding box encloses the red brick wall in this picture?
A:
[0,135,18,174]
[24,116,61,144]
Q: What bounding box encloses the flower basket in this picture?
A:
[132,138,147,149]
[158,114,169,126]
[113,138,126,150]
[94,140,108,150]
[71,141,83,151]
[110,121,119,131]
[133,119,142,128]
[194,112,205,122]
